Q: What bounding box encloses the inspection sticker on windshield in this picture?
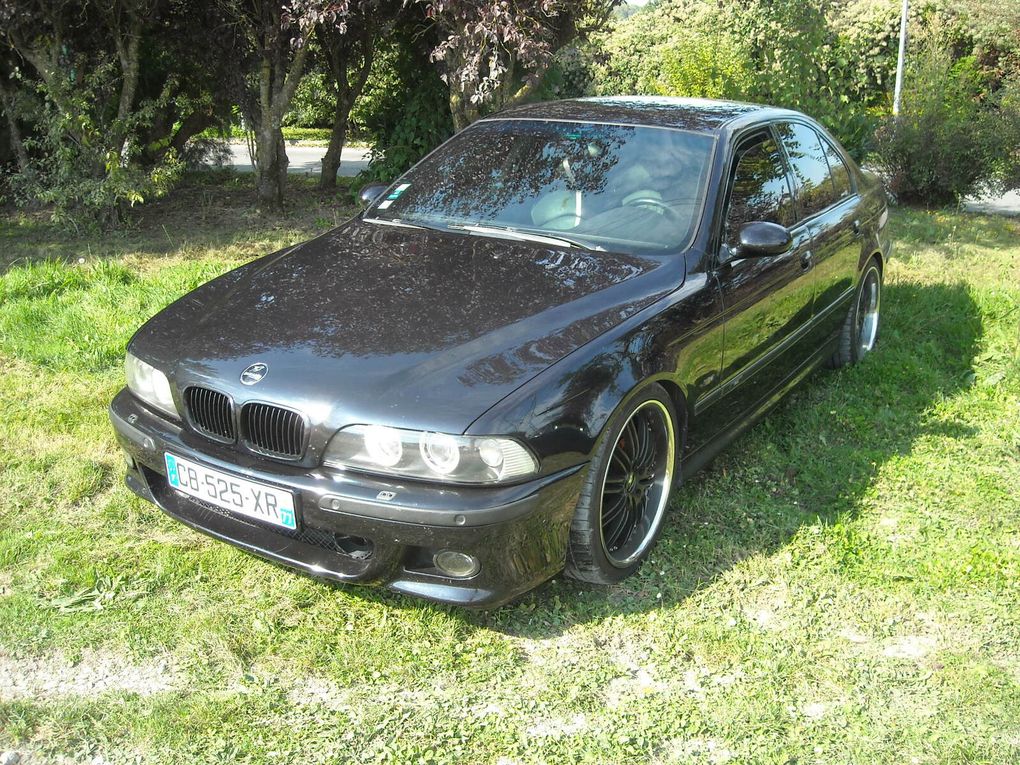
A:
[164,453,296,530]
[386,183,411,200]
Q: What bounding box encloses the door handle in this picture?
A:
[800,250,814,269]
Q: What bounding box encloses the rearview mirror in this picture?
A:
[736,221,793,258]
[358,182,389,208]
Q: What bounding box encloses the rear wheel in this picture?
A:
[831,258,882,368]
[565,384,677,584]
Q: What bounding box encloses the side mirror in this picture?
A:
[358,182,389,208]
[735,221,793,258]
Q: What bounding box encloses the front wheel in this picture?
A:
[565,384,678,584]
[831,258,882,368]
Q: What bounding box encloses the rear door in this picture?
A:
[775,121,862,347]
[695,127,815,432]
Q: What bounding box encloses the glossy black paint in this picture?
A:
[735,221,794,257]
[114,97,890,607]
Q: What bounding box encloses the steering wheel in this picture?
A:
[623,196,680,220]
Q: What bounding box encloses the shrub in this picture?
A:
[356,32,453,183]
[283,70,335,130]
[11,62,185,230]
[872,46,1020,205]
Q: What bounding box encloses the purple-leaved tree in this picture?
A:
[420,0,619,130]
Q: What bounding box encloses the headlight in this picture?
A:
[323,425,538,484]
[124,352,178,418]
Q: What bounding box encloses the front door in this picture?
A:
[696,128,816,433]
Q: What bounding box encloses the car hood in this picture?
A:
[131,219,682,435]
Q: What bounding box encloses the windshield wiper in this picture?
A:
[447,223,601,251]
[363,216,449,233]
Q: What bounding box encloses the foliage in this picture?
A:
[284,71,335,129]
[7,60,184,229]
[581,0,1019,162]
[642,31,755,101]
[419,0,620,128]
[872,45,1020,205]
[357,30,453,183]
[0,0,235,227]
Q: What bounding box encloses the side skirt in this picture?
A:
[679,336,838,481]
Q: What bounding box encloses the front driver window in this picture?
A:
[724,134,794,246]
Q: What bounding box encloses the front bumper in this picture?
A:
[110,388,585,607]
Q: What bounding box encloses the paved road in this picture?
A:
[224,142,371,177]
[223,142,1020,215]
[963,189,1020,217]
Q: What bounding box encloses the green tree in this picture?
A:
[0,0,236,226]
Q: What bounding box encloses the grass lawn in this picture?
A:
[1,173,1018,764]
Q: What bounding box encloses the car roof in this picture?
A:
[492,96,804,134]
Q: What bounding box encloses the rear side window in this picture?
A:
[820,135,853,200]
[724,133,795,245]
[776,122,837,219]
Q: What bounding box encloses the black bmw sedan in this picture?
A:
[110,97,890,607]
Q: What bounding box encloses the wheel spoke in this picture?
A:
[604,502,631,550]
[602,492,628,522]
[610,447,631,473]
[604,475,627,493]
[637,475,656,491]
[623,419,639,460]
[639,423,656,469]
[633,420,650,467]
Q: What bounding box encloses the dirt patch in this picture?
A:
[526,712,588,738]
[881,635,937,660]
[0,649,181,701]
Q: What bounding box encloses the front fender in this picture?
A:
[466,269,723,477]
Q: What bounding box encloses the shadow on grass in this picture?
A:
[0,170,359,274]
[360,278,979,636]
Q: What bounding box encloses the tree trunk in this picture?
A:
[319,45,374,190]
[448,87,479,132]
[168,111,216,156]
[252,32,309,209]
[319,105,349,190]
[0,77,30,173]
[255,123,288,208]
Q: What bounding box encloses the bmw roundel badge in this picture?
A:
[240,362,269,385]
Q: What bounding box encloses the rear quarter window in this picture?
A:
[820,135,853,200]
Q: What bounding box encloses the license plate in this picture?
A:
[164,453,297,530]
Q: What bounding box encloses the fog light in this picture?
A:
[123,450,135,470]
[433,550,480,578]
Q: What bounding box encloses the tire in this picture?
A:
[830,258,882,368]
[565,383,678,584]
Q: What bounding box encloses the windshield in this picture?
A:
[364,119,715,254]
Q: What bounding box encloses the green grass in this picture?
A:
[1,186,1018,763]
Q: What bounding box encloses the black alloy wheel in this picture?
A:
[566,384,677,584]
